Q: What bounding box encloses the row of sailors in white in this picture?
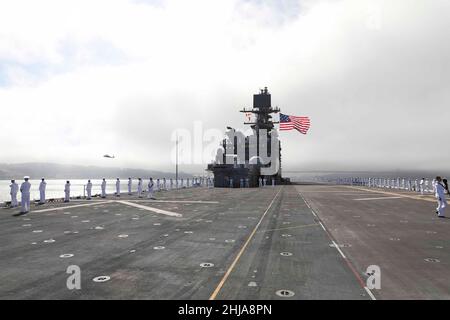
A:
[340,177,448,195]
[99,177,213,198]
[366,178,447,194]
[336,176,448,217]
[97,178,154,199]
[226,178,276,188]
[10,177,214,212]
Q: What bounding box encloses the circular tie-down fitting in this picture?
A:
[22,224,32,227]
[281,234,292,238]
[118,234,129,238]
[44,239,55,243]
[276,289,295,298]
[153,246,165,250]
[426,231,437,234]
[33,230,43,233]
[153,223,161,226]
[389,237,401,241]
[184,231,193,234]
[424,258,440,263]
[95,226,104,230]
[280,252,293,257]
[435,246,444,249]
[59,254,74,258]
[93,276,111,283]
[225,239,235,243]
[200,263,214,268]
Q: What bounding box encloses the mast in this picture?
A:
[239,87,280,160]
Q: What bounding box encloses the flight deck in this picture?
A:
[0,185,448,300]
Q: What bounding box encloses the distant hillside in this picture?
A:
[0,163,192,180]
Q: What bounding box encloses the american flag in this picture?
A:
[279,113,311,134]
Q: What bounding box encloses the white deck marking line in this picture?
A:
[209,187,283,300]
[354,196,403,201]
[259,223,320,233]
[33,201,112,213]
[318,221,326,231]
[300,191,376,193]
[364,287,377,300]
[129,200,219,204]
[331,241,347,259]
[116,200,182,218]
[300,192,345,258]
[299,191,375,300]
[69,199,112,202]
[348,186,438,203]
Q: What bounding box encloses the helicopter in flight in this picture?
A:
[103,154,115,159]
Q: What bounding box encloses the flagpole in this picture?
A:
[176,131,179,188]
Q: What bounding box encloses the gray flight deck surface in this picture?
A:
[0,185,448,300]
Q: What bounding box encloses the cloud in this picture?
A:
[1,0,449,173]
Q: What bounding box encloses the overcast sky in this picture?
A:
[1,0,449,174]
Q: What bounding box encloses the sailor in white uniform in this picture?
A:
[20,177,31,213]
[419,178,425,195]
[86,180,93,200]
[128,178,132,195]
[64,181,71,202]
[101,179,107,198]
[39,178,47,204]
[115,178,121,197]
[137,178,143,198]
[10,179,19,208]
[435,176,447,218]
[147,178,154,199]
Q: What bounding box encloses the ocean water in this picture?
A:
[0,179,184,203]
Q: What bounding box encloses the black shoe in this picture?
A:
[438,216,446,218]
[13,212,27,217]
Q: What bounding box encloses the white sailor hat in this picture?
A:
[24,176,30,179]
